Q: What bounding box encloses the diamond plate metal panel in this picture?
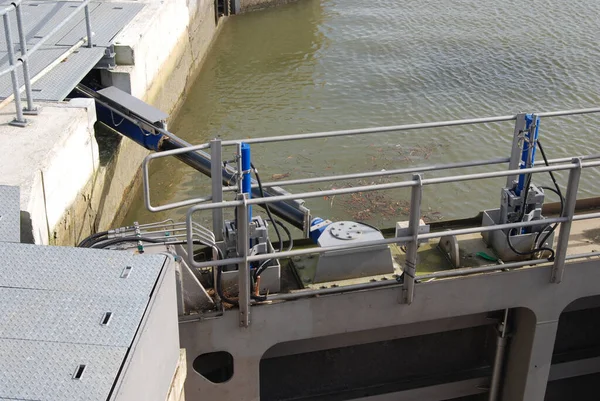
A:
[0,242,166,297]
[56,2,144,47]
[0,339,127,401]
[0,288,149,347]
[0,185,19,243]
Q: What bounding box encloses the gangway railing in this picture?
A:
[142,107,600,326]
[0,0,94,126]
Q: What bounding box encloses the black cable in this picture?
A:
[536,140,565,248]
[250,162,283,253]
[77,230,108,247]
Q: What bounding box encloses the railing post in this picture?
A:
[14,4,38,115]
[237,193,250,327]
[550,158,582,283]
[211,139,224,241]
[401,173,422,304]
[84,4,93,48]
[3,13,26,127]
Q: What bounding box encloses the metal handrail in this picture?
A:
[142,106,600,213]
[152,108,600,323]
[0,0,94,126]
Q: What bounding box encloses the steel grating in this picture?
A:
[30,46,106,101]
[0,0,144,101]
[0,288,149,347]
[0,185,19,243]
[0,339,127,401]
[0,242,166,297]
[56,2,144,48]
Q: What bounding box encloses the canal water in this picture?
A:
[124,0,600,230]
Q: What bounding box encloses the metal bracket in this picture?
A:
[439,234,460,268]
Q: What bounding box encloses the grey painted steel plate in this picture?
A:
[0,339,127,401]
[0,287,148,347]
[0,185,19,243]
[99,86,168,123]
[0,242,166,297]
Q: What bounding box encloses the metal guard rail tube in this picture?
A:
[176,159,597,212]
[0,0,22,17]
[222,153,600,191]
[142,106,600,213]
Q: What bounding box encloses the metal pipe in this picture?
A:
[551,158,582,283]
[417,258,550,280]
[488,309,509,401]
[209,107,600,147]
[187,234,414,270]
[267,280,400,301]
[211,139,224,241]
[84,4,93,48]
[221,115,518,145]
[13,4,35,113]
[3,13,25,126]
[223,153,600,192]
[237,195,250,327]
[402,174,422,304]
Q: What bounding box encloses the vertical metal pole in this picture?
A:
[211,139,224,241]
[506,113,527,188]
[551,158,582,283]
[3,13,26,127]
[401,174,422,304]
[14,4,36,114]
[489,309,509,401]
[237,193,250,327]
[84,5,93,48]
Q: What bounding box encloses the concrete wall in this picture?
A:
[239,0,299,13]
[95,0,222,234]
[1,0,296,245]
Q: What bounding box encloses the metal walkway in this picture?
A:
[0,0,142,102]
[0,185,175,400]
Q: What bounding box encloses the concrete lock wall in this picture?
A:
[2,0,297,246]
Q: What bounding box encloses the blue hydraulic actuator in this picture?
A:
[241,142,252,221]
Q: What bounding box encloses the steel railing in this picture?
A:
[141,108,600,327]
[0,0,94,126]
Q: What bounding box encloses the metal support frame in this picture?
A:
[211,139,224,242]
[551,157,582,283]
[401,174,422,304]
[2,13,25,127]
[489,309,510,401]
[236,194,250,327]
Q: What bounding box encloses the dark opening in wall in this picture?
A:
[193,351,234,383]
